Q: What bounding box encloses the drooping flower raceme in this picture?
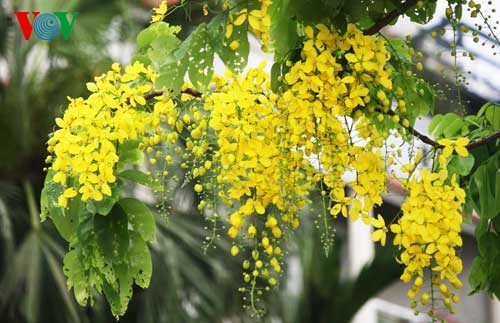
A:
[47,62,171,207]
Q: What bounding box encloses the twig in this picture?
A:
[364,0,419,35]
[145,90,500,150]
[143,88,202,100]
[373,108,500,150]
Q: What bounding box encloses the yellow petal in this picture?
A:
[438,138,453,146]
[371,229,384,243]
[63,188,78,198]
[254,200,265,214]
[455,137,470,146]
[225,23,233,39]
[390,224,401,233]
[442,146,453,158]
[86,82,98,92]
[233,14,247,26]
[345,53,358,63]
[454,146,468,157]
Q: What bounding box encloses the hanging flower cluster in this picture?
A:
[388,143,467,315]
[226,0,272,50]
[279,23,393,226]
[46,62,173,207]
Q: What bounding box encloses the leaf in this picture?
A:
[478,102,500,129]
[63,249,90,306]
[129,232,152,288]
[187,23,214,89]
[136,22,181,50]
[429,113,460,138]
[387,38,412,62]
[469,256,487,293]
[40,170,64,222]
[448,154,475,176]
[217,18,250,73]
[207,13,227,52]
[443,117,465,138]
[118,198,156,243]
[102,262,133,318]
[51,194,81,242]
[428,114,443,135]
[94,205,129,262]
[119,169,163,192]
[156,56,188,96]
[468,151,500,219]
[269,0,299,61]
[118,140,144,166]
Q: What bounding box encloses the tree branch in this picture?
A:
[143,88,202,100]
[377,107,500,149]
[145,90,499,150]
[363,0,419,35]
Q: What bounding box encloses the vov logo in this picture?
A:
[14,12,79,41]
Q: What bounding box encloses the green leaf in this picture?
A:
[119,169,163,192]
[428,114,443,135]
[387,38,412,63]
[129,232,152,288]
[429,113,460,138]
[102,262,133,318]
[443,118,465,138]
[187,23,214,89]
[63,249,91,306]
[118,198,156,242]
[118,140,144,166]
[207,13,227,53]
[217,19,250,72]
[448,154,475,176]
[156,56,188,96]
[136,22,181,50]
[94,205,129,262]
[40,170,63,221]
[51,194,81,242]
[469,256,487,293]
[478,102,500,129]
[269,0,299,61]
[468,151,500,219]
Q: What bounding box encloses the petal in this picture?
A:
[390,224,401,233]
[454,146,469,157]
[455,137,470,146]
[371,230,383,243]
[442,146,453,158]
[438,138,453,146]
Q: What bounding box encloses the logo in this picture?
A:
[14,12,79,41]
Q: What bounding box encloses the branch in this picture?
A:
[375,108,500,150]
[464,131,500,149]
[364,0,419,35]
[146,90,499,150]
[143,88,202,100]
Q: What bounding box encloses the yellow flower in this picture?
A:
[437,137,470,158]
[370,214,387,246]
[151,0,168,23]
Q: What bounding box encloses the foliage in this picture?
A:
[39,0,500,321]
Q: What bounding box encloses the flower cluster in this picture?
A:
[47,62,171,208]
[389,146,466,314]
[199,65,313,307]
[151,0,168,23]
[280,24,392,226]
[226,0,272,50]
